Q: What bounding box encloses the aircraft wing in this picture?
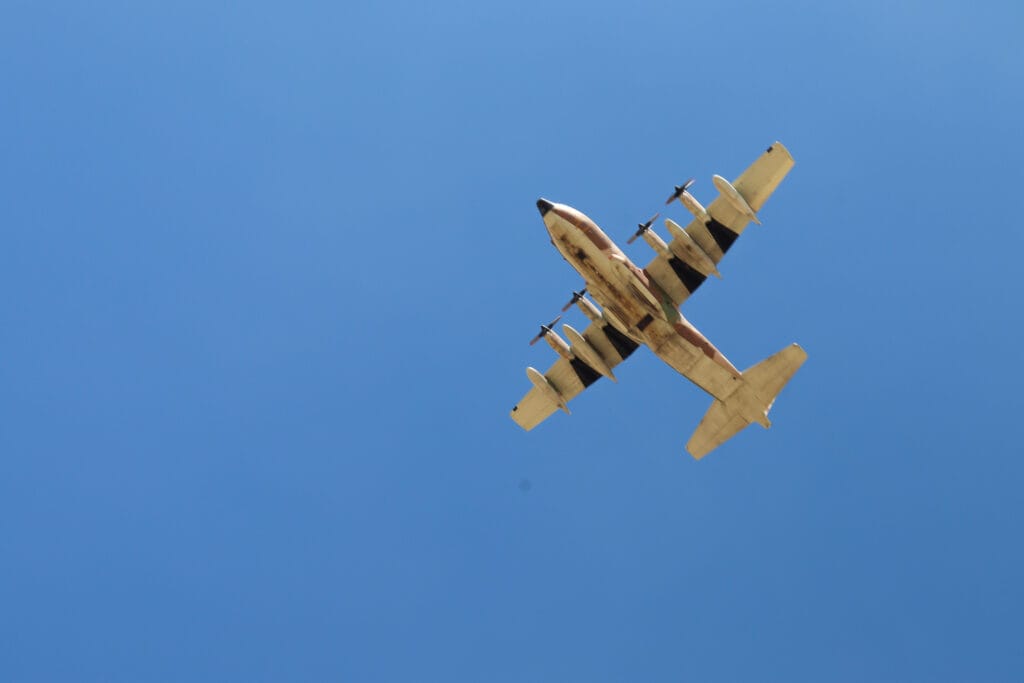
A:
[644,142,795,308]
[510,320,641,431]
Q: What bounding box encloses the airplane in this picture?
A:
[510,142,806,459]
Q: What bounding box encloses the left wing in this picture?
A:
[510,319,640,430]
[644,142,795,308]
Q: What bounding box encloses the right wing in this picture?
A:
[644,142,795,309]
[510,320,640,431]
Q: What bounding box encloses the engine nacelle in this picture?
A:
[664,218,722,279]
[712,174,761,225]
[542,328,574,361]
[562,324,617,382]
[575,294,603,323]
[640,227,670,256]
[678,190,709,222]
[572,292,641,342]
[526,366,570,414]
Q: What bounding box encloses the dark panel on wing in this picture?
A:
[706,218,739,254]
[603,323,639,361]
[667,256,707,294]
[569,357,603,388]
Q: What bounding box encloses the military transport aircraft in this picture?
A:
[510,142,806,459]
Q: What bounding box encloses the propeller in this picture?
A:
[627,213,660,245]
[664,177,695,205]
[529,315,562,346]
[560,288,588,312]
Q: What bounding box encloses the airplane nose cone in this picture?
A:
[536,198,554,216]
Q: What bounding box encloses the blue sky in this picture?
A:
[2,1,1023,681]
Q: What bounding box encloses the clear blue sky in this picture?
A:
[2,2,1023,681]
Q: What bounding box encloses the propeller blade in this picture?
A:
[628,213,660,243]
[640,212,660,230]
[665,177,695,204]
[560,289,587,312]
[529,315,562,345]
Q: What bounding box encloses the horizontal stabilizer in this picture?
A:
[686,399,749,460]
[742,343,807,414]
[686,344,806,459]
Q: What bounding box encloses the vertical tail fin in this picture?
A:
[686,344,807,459]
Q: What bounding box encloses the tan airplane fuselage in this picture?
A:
[540,200,742,381]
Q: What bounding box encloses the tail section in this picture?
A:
[686,344,807,459]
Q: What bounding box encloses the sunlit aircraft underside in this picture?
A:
[511,143,806,459]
